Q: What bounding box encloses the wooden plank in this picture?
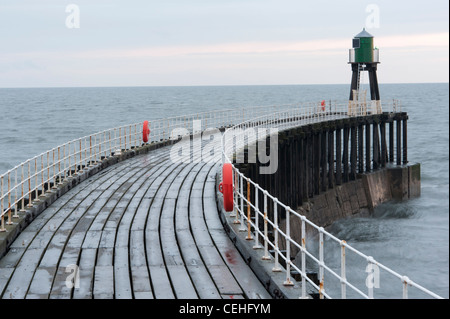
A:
[73,248,97,299]
[2,248,45,299]
[93,266,114,299]
[27,267,55,298]
[131,266,153,299]
[174,163,221,299]
[49,266,74,299]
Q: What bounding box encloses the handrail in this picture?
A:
[221,100,443,299]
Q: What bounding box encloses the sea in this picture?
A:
[0,83,448,298]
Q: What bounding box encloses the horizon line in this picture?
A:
[1,81,448,90]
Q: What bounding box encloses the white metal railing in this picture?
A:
[221,100,444,299]
[373,48,380,63]
[348,48,380,63]
[349,49,355,63]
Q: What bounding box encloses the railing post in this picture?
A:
[78,140,83,173]
[46,151,50,191]
[129,124,133,149]
[233,171,240,224]
[68,142,72,178]
[402,276,410,299]
[319,227,324,298]
[41,154,44,193]
[341,240,347,299]
[239,174,245,231]
[27,162,33,208]
[0,176,4,232]
[7,172,12,225]
[253,184,262,249]
[272,199,281,272]
[20,164,26,212]
[13,169,19,218]
[73,143,78,176]
[109,131,112,156]
[63,144,67,180]
[34,158,40,202]
[89,136,93,166]
[301,216,306,297]
[262,191,271,260]
[246,180,253,240]
[367,256,374,299]
[284,207,294,286]
[94,134,98,164]
[119,127,122,152]
[230,169,236,218]
[124,126,127,150]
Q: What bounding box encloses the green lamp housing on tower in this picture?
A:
[349,28,379,63]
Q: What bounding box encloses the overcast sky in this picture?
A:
[0,0,448,88]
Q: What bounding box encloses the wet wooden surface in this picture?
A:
[0,136,270,299]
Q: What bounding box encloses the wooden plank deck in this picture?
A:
[0,136,271,299]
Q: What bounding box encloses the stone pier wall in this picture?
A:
[278,163,420,255]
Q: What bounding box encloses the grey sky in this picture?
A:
[0,0,448,87]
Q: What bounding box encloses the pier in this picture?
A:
[0,100,443,299]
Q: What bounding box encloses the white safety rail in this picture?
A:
[221,101,444,299]
[0,101,343,231]
[0,122,142,230]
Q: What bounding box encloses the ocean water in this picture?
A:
[0,83,448,298]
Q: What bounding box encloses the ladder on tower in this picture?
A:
[356,63,363,92]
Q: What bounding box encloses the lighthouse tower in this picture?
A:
[348,28,381,114]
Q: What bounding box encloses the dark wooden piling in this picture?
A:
[403,117,408,164]
[389,121,394,163]
[328,127,335,189]
[358,123,364,173]
[373,121,379,170]
[314,132,321,196]
[380,120,387,167]
[321,130,328,192]
[366,121,371,172]
[396,118,402,165]
[350,125,357,180]
[233,112,409,221]
[335,128,342,185]
[343,126,350,183]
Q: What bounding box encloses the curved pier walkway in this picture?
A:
[0,136,270,299]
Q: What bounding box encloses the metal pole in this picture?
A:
[262,191,270,260]
[239,174,245,231]
[7,172,12,225]
[319,227,324,298]
[253,185,262,249]
[20,164,26,212]
[246,180,253,240]
[272,200,281,272]
[402,276,409,299]
[301,217,306,297]
[341,240,347,299]
[0,176,5,232]
[284,207,294,286]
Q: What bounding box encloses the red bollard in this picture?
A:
[143,121,150,143]
[219,163,234,212]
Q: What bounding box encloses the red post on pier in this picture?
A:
[219,163,233,212]
[143,120,150,143]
